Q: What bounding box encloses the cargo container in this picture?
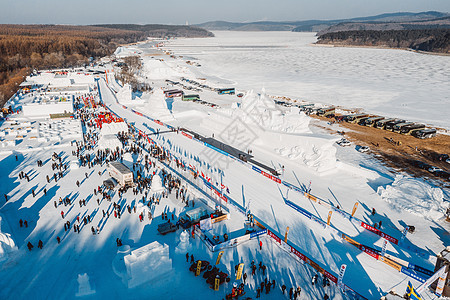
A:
[107,161,133,187]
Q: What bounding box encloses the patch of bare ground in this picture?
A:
[312,115,450,188]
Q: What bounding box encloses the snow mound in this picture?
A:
[377,175,445,221]
[114,47,139,58]
[142,59,185,80]
[235,89,311,133]
[116,84,145,106]
[97,135,122,151]
[100,122,128,136]
[138,91,175,122]
[150,171,165,193]
[0,215,18,263]
[124,241,172,288]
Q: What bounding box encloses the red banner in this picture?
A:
[268,230,281,244]
[361,222,398,244]
[181,132,193,139]
[323,270,338,283]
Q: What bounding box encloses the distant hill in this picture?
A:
[93,24,214,38]
[317,16,450,36]
[196,11,450,32]
[317,29,450,54]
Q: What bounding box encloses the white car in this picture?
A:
[336,138,351,147]
[358,146,370,153]
[428,166,443,173]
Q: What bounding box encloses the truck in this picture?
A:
[179,207,209,229]
[107,161,133,187]
[400,123,425,135]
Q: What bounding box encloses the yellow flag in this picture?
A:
[284,226,290,243]
[215,251,224,265]
[196,260,202,276]
[327,211,333,225]
[351,202,359,217]
[214,277,220,291]
[236,263,244,280]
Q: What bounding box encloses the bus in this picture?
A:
[392,122,414,133]
[400,124,425,135]
[317,107,335,117]
[375,118,395,129]
[296,103,315,111]
[218,88,235,95]
[362,116,384,127]
[164,89,183,98]
[345,114,370,124]
[385,119,406,131]
[412,128,436,139]
[182,94,200,101]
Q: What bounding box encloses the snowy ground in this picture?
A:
[162,31,450,129]
[0,34,448,300]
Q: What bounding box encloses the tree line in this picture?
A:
[317,29,450,53]
[0,24,148,106]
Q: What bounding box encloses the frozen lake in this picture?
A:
[163,31,450,129]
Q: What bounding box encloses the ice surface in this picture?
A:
[164,31,450,129]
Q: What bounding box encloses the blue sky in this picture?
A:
[2,0,449,25]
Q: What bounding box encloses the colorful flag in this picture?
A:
[406,281,422,300]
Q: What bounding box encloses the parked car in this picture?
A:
[357,146,370,153]
[157,221,177,235]
[336,138,351,147]
[428,166,443,173]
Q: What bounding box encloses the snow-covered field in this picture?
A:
[163,31,450,129]
[0,34,448,300]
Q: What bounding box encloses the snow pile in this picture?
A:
[377,175,445,221]
[97,135,122,151]
[233,90,311,133]
[124,241,172,288]
[175,230,192,254]
[150,170,165,193]
[142,59,186,80]
[100,122,128,136]
[75,273,95,297]
[116,84,145,106]
[0,215,18,263]
[114,47,139,58]
[138,91,175,122]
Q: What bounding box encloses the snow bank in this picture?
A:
[142,59,186,80]
[229,89,311,134]
[0,215,18,263]
[116,84,145,106]
[124,241,172,288]
[100,122,128,136]
[114,47,139,58]
[377,175,445,221]
[150,171,165,193]
[97,135,122,151]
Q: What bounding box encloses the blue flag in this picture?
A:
[406,281,422,300]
